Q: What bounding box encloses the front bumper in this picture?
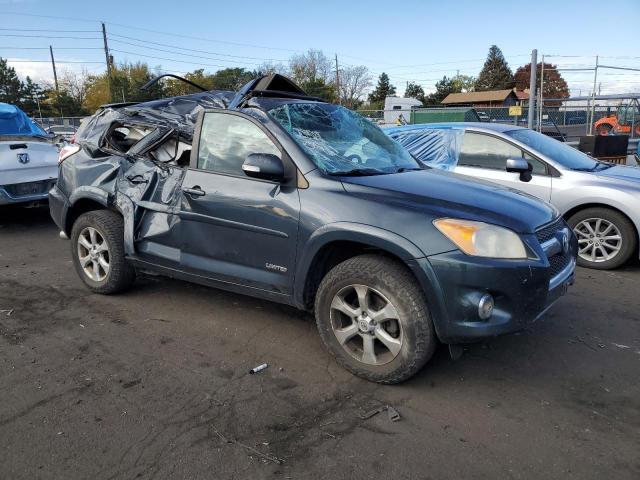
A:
[0,179,56,205]
[409,232,577,344]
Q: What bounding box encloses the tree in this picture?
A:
[0,57,25,105]
[288,49,333,86]
[514,62,569,100]
[404,82,425,104]
[210,68,257,91]
[451,74,475,93]
[424,76,457,105]
[475,45,514,91]
[368,72,396,106]
[339,65,372,109]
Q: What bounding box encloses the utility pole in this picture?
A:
[588,55,598,135]
[49,45,59,92]
[102,22,113,103]
[49,45,62,117]
[527,49,537,129]
[334,54,340,105]
[538,55,545,132]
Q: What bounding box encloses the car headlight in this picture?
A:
[434,218,527,259]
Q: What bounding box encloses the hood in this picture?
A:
[593,164,640,187]
[340,169,556,234]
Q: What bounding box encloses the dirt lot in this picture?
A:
[1,206,639,480]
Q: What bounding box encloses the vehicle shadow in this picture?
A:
[0,205,55,229]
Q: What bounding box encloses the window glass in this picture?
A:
[459,133,522,170]
[524,152,548,175]
[197,113,280,176]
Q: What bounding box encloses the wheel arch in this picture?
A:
[294,223,426,310]
[65,187,111,235]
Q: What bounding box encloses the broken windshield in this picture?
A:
[268,103,420,175]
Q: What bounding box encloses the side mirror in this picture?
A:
[242,153,285,182]
[506,158,533,183]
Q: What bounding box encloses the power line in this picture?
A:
[109,48,258,70]
[108,33,287,62]
[0,28,99,33]
[108,38,278,66]
[7,59,104,64]
[0,47,103,50]
[0,34,100,40]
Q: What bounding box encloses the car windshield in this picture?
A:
[268,102,421,175]
[506,128,609,171]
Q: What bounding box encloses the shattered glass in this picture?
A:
[269,103,419,175]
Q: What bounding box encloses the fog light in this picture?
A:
[478,293,494,320]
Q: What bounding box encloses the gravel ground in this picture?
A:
[1,206,639,480]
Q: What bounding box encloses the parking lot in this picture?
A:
[1,206,639,480]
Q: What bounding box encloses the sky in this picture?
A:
[1,0,639,96]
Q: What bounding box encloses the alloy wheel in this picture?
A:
[574,218,622,263]
[329,284,403,366]
[77,226,110,282]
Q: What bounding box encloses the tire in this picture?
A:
[314,254,436,384]
[70,210,136,294]
[567,207,637,270]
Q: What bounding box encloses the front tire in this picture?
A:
[70,210,136,294]
[597,124,613,135]
[314,254,436,384]
[568,207,637,270]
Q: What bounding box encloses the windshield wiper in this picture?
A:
[328,168,388,176]
[395,167,423,173]
[573,161,614,172]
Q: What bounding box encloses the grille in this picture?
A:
[536,217,572,280]
[535,217,565,244]
[549,252,572,277]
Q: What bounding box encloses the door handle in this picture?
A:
[183,186,205,197]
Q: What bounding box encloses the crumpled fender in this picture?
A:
[292,221,426,308]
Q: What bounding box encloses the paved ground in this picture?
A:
[1,206,639,480]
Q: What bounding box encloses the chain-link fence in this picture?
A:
[359,96,640,150]
[33,117,87,135]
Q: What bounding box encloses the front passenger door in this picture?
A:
[178,111,300,295]
[454,131,552,202]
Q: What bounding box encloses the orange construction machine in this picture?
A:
[594,100,640,136]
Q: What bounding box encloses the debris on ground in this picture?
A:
[0,309,14,316]
[249,363,268,374]
[359,405,401,422]
[212,428,283,464]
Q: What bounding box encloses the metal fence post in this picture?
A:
[527,49,537,129]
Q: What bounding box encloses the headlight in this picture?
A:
[434,218,527,259]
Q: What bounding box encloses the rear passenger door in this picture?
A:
[177,110,300,295]
[454,131,552,202]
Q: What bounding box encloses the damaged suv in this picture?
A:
[50,74,577,383]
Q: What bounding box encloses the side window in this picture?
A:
[459,132,548,175]
[524,152,548,175]
[459,132,522,170]
[197,113,280,176]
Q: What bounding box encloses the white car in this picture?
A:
[0,103,59,206]
[388,122,640,270]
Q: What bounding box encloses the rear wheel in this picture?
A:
[314,254,436,384]
[568,207,637,270]
[71,210,135,294]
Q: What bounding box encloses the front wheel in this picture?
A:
[568,208,637,270]
[314,254,436,384]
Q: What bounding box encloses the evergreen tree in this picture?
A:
[368,72,396,104]
[475,45,514,91]
[0,57,24,105]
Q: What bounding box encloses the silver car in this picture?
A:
[388,123,640,270]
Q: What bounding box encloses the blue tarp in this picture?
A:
[0,103,47,136]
